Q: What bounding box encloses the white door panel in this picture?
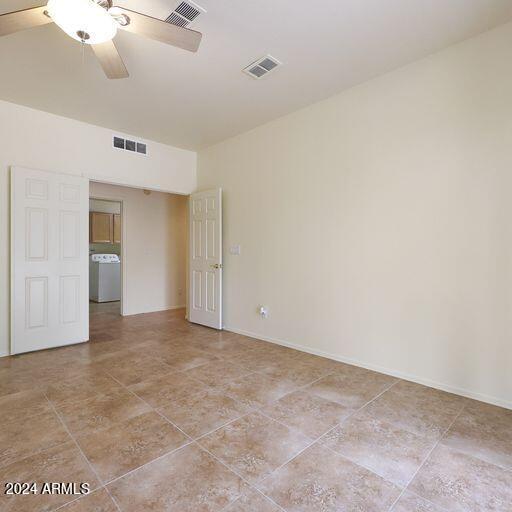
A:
[189,189,222,329]
[11,167,89,354]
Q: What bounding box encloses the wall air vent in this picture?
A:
[165,1,206,28]
[113,136,147,156]
[243,55,282,80]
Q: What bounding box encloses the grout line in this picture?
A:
[192,409,257,442]
[255,377,400,489]
[104,371,194,442]
[104,363,296,495]
[106,344,403,505]
[44,394,122,512]
[194,441,287,512]
[96,372,197,489]
[190,368,342,443]
[102,442,194,488]
[386,401,467,511]
[403,489,452,512]
[45,375,192,510]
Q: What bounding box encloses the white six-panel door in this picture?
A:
[189,189,222,329]
[11,167,89,354]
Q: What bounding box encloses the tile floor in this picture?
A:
[0,303,511,511]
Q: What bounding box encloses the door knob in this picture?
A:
[211,263,223,269]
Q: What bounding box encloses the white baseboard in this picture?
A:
[224,325,512,411]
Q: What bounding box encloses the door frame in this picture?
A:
[89,194,126,316]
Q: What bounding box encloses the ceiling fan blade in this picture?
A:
[115,7,202,52]
[91,40,129,79]
[0,5,52,37]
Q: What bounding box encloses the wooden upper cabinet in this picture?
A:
[113,214,121,243]
[90,212,113,243]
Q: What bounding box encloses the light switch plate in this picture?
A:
[230,245,241,255]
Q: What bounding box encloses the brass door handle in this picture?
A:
[211,263,223,269]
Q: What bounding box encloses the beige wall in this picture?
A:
[0,100,196,356]
[89,182,187,317]
[198,23,512,408]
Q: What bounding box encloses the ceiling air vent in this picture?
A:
[113,136,147,156]
[243,55,282,80]
[165,1,206,28]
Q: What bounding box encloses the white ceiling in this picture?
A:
[1,0,511,150]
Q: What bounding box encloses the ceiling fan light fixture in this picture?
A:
[47,0,117,44]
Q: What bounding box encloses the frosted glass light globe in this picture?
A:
[47,0,117,45]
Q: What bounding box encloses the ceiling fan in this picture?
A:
[0,0,202,79]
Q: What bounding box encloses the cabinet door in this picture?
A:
[90,212,113,243]
[113,214,121,243]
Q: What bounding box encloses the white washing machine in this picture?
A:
[89,254,121,302]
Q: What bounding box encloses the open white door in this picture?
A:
[189,188,222,329]
[11,167,89,354]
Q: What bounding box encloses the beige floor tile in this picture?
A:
[38,365,103,387]
[221,372,297,409]
[258,443,400,511]
[262,390,352,439]
[224,487,282,512]
[149,345,219,371]
[58,489,118,511]
[322,410,435,486]
[77,411,188,482]
[184,360,254,387]
[188,338,257,359]
[61,340,128,364]
[306,370,397,408]
[0,346,80,370]
[0,367,38,397]
[128,371,209,408]
[0,442,99,512]
[391,492,445,512]
[108,444,248,511]
[0,389,50,427]
[226,351,294,373]
[289,352,341,371]
[441,400,512,470]
[96,353,174,386]
[56,389,151,436]
[158,389,252,438]
[0,409,70,468]
[329,361,383,378]
[409,444,512,512]
[199,412,311,483]
[258,363,332,388]
[364,380,465,440]
[45,370,123,406]
[0,355,38,372]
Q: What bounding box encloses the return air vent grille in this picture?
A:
[113,136,147,156]
[165,1,206,28]
[243,55,282,79]
[165,13,189,27]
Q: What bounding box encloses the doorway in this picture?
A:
[89,197,123,318]
[88,181,189,339]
